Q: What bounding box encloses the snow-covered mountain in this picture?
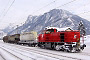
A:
[3,9,90,35]
[3,23,17,33]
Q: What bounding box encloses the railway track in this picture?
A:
[0,53,6,60]
[0,42,90,60]
[80,52,90,56]
[2,43,83,60]
[0,46,37,60]
[1,45,61,60]
[15,43,90,57]
[24,48,82,60]
[17,47,82,60]
[0,47,22,60]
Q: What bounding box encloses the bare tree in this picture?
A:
[78,21,86,36]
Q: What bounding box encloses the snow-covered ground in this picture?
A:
[0,35,90,60]
[84,35,90,45]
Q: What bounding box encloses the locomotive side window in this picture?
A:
[45,29,55,34]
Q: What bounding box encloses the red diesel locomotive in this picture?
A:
[38,27,86,52]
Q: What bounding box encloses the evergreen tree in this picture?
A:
[78,21,86,36]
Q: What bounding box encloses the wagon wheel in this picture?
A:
[42,44,45,49]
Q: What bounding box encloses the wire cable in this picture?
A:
[78,11,90,15]
[3,0,15,17]
[32,0,57,14]
[55,0,77,8]
[0,0,15,21]
[0,0,10,19]
[31,0,77,15]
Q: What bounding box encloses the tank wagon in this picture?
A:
[3,34,20,43]
[19,31,38,46]
[3,36,8,43]
[38,27,86,52]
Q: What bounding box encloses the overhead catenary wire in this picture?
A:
[3,0,15,17]
[32,0,57,15]
[9,0,57,28]
[32,0,90,17]
[55,0,77,9]
[75,2,90,16]
[19,0,78,32]
[0,0,88,21]
[18,0,57,26]
[76,11,90,20]
[0,0,77,21]
[1,0,89,28]
[0,0,15,20]
[17,0,78,27]
[32,0,77,15]
[54,0,90,20]
[0,0,10,19]
[78,11,90,15]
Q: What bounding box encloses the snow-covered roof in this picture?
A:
[45,26,73,31]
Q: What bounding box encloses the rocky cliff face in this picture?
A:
[3,9,90,35]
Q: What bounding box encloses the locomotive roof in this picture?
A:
[45,27,73,31]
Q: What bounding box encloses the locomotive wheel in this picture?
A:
[69,47,80,53]
[35,44,38,47]
[67,46,77,53]
[76,49,81,53]
[55,45,60,51]
[71,47,77,53]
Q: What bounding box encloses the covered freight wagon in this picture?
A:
[19,31,38,46]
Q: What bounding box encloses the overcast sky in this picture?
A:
[0,0,90,29]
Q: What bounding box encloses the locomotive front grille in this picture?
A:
[60,33,64,42]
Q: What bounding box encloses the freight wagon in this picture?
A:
[3,34,20,43]
[18,31,38,46]
[3,36,8,43]
[3,31,38,46]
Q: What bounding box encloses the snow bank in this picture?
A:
[84,35,90,43]
[83,35,90,46]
